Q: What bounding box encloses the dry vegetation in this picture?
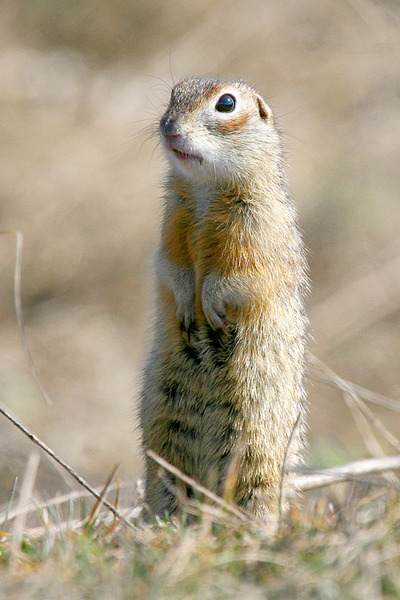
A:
[1,449,400,599]
[0,0,400,597]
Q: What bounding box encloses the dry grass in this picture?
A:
[1,470,400,599]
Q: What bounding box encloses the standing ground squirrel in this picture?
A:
[139,77,308,519]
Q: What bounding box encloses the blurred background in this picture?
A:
[0,0,399,503]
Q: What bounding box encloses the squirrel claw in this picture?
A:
[179,316,196,343]
[205,309,225,330]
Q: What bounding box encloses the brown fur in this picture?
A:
[139,77,308,519]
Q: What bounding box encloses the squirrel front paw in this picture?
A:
[176,302,196,339]
[201,274,228,330]
[202,295,226,329]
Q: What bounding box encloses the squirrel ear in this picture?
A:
[256,95,274,125]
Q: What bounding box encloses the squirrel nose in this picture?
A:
[160,115,180,137]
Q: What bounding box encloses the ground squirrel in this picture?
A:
[139,77,308,519]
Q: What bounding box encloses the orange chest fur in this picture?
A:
[162,193,260,279]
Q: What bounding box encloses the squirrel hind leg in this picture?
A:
[144,460,178,520]
[144,460,198,521]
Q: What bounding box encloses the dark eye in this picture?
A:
[215,94,236,113]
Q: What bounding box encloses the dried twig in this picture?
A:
[346,392,400,453]
[279,410,302,518]
[1,477,18,532]
[146,450,252,521]
[84,464,119,528]
[309,352,400,486]
[0,481,134,526]
[0,402,134,529]
[345,391,387,459]
[11,501,143,540]
[343,391,399,489]
[309,353,400,413]
[11,452,40,553]
[0,230,52,405]
[293,454,400,491]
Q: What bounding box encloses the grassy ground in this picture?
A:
[1,479,400,599]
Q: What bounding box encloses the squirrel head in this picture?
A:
[159,77,280,185]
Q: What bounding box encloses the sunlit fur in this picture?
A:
[140,77,308,519]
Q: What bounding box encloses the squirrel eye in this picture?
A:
[215,94,236,113]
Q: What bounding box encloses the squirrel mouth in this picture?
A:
[161,134,203,164]
[161,133,202,163]
[172,148,202,163]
